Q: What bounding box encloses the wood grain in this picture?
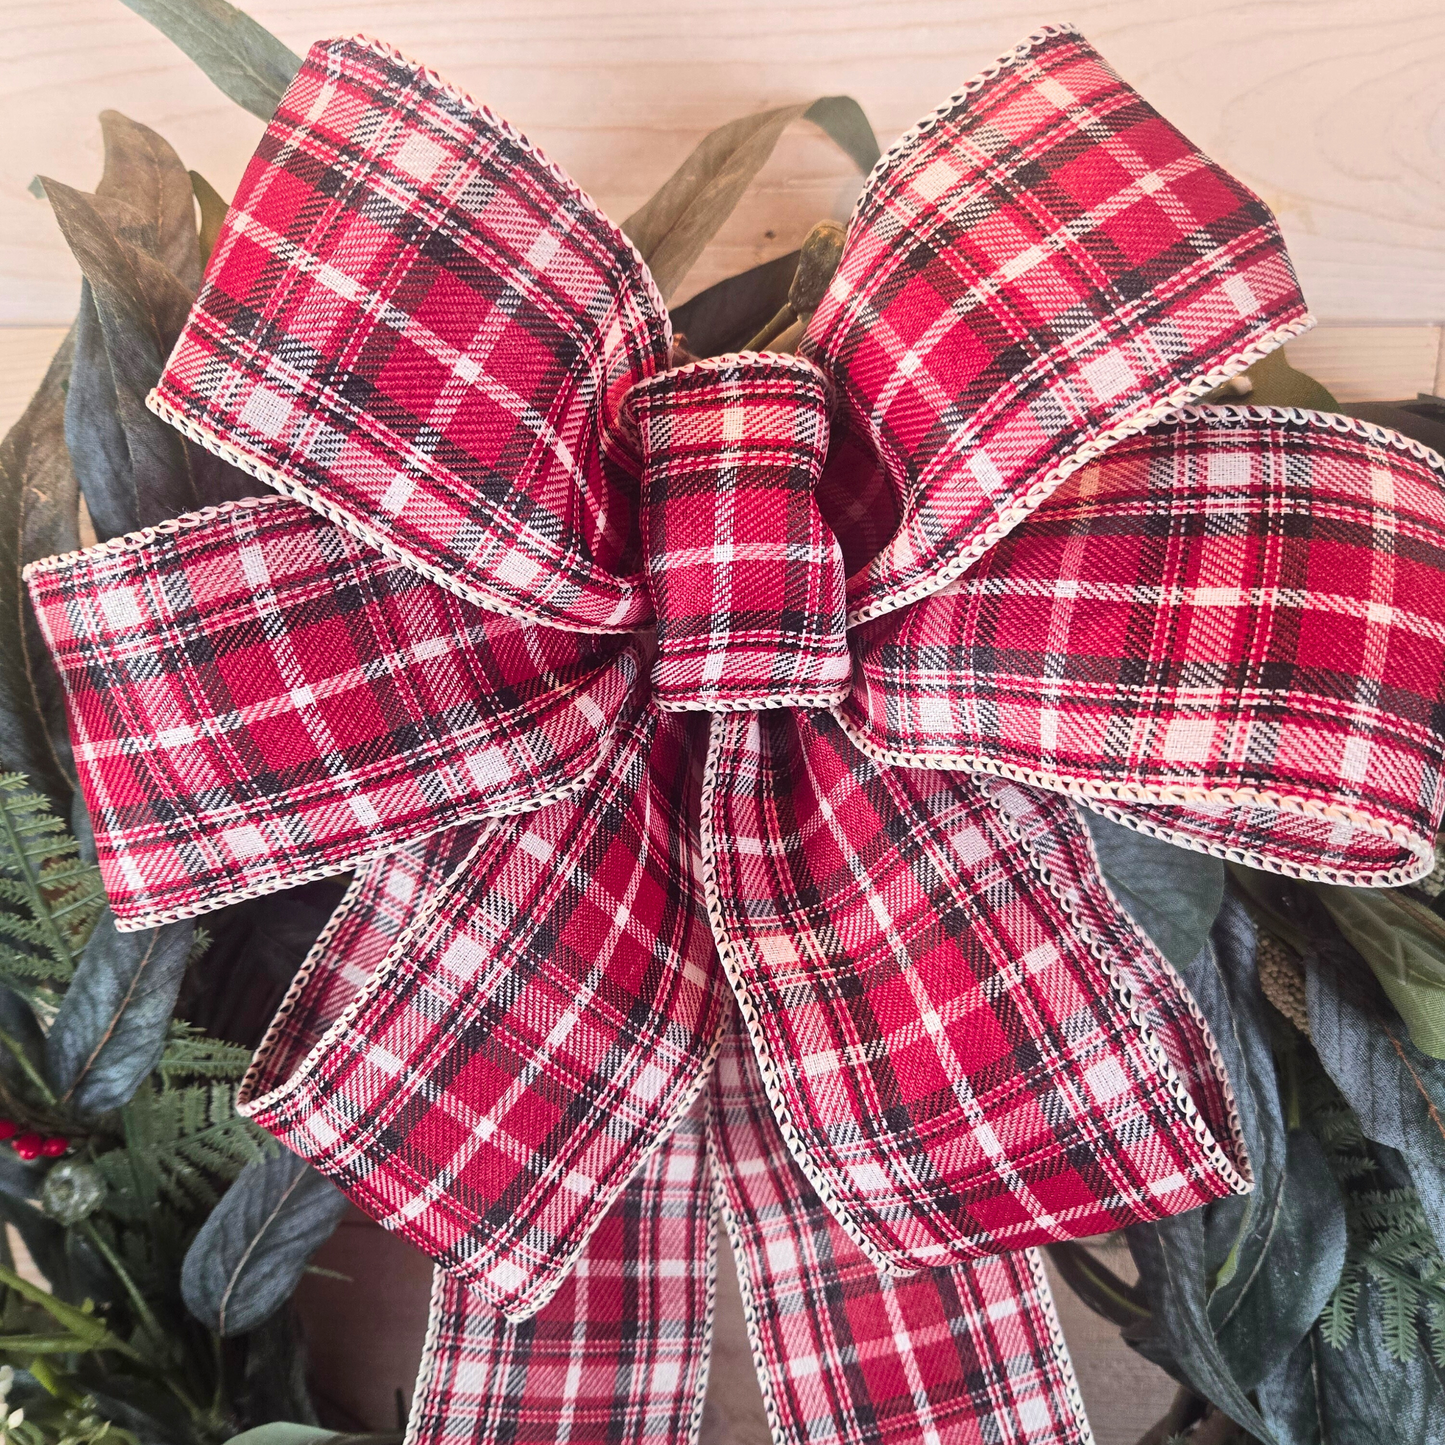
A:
[2,1,1442,323]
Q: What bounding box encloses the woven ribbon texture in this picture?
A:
[23,19,1445,1445]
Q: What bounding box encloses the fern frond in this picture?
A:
[156,1020,253,1085]
[1322,1264,1361,1347]
[0,773,103,994]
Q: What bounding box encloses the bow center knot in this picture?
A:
[630,353,850,712]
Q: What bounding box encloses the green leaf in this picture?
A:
[1080,807,1225,967]
[0,333,80,812]
[226,1429,400,1445]
[43,178,203,537]
[45,908,194,1113]
[1043,1241,1151,1328]
[669,250,800,357]
[621,96,877,302]
[117,0,301,121]
[1238,347,1339,410]
[1315,1280,1445,1443]
[1126,1214,1279,1443]
[1306,942,1445,1253]
[1190,903,1346,1387]
[1257,1333,1323,1445]
[1212,1130,1348,1383]
[97,111,201,291]
[190,171,230,268]
[1129,897,1343,1405]
[181,1149,346,1335]
[1314,884,1445,1059]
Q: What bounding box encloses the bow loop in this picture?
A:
[630,353,850,712]
[841,407,1445,886]
[804,24,1311,622]
[24,498,643,929]
[149,36,669,633]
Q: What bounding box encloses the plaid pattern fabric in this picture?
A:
[241,703,730,1318]
[841,407,1445,886]
[26,21,1445,1445]
[408,1099,712,1445]
[803,25,1310,625]
[710,1022,1091,1445]
[630,354,849,711]
[26,497,642,929]
[148,35,668,632]
[702,707,1246,1273]
[244,823,485,1093]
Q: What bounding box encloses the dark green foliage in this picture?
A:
[0,774,104,1012]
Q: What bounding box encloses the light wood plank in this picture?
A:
[2,2,1443,324]
[1288,325,1443,402]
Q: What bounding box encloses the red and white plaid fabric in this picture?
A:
[24,20,1445,1445]
[241,703,729,1318]
[703,708,1244,1272]
[804,26,1310,625]
[410,1098,714,1445]
[630,353,848,711]
[842,407,1445,886]
[148,34,668,632]
[710,1023,1090,1445]
[26,496,643,927]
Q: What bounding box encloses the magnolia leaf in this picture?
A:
[45,908,194,1113]
[1139,900,1344,1395]
[98,111,200,290]
[190,170,230,267]
[1211,1130,1348,1387]
[1126,1214,1278,1444]
[1257,1333,1322,1445]
[181,1149,346,1335]
[1042,1241,1150,1329]
[1238,347,1339,410]
[1079,807,1225,967]
[622,97,877,302]
[227,1429,401,1445]
[1306,942,1445,1252]
[45,178,253,538]
[1177,899,1288,1292]
[0,331,79,810]
[1314,884,1445,1058]
[118,0,301,122]
[1312,1281,1445,1443]
[44,178,201,535]
[669,250,800,357]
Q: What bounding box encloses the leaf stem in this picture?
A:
[744,302,794,352]
[0,1025,55,1107]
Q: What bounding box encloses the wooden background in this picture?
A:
[2,2,1443,1441]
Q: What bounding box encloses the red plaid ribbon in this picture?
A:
[24,21,1445,1445]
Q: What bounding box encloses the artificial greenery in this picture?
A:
[6,1,1445,1442]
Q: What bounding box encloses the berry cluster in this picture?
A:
[0,1119,68,1161]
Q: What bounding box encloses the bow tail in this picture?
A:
[701,706,1246,1275]
[841,408,1445,885]
[407,1098,714,1445]
[240,703,731,1319]
[709,1020,1091,1445]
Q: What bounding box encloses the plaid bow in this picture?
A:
[24,21,1445,1445]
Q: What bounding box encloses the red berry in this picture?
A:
[0,1121,16,1141]
[38,1137,68,1158]
[13,1133,43,1160]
